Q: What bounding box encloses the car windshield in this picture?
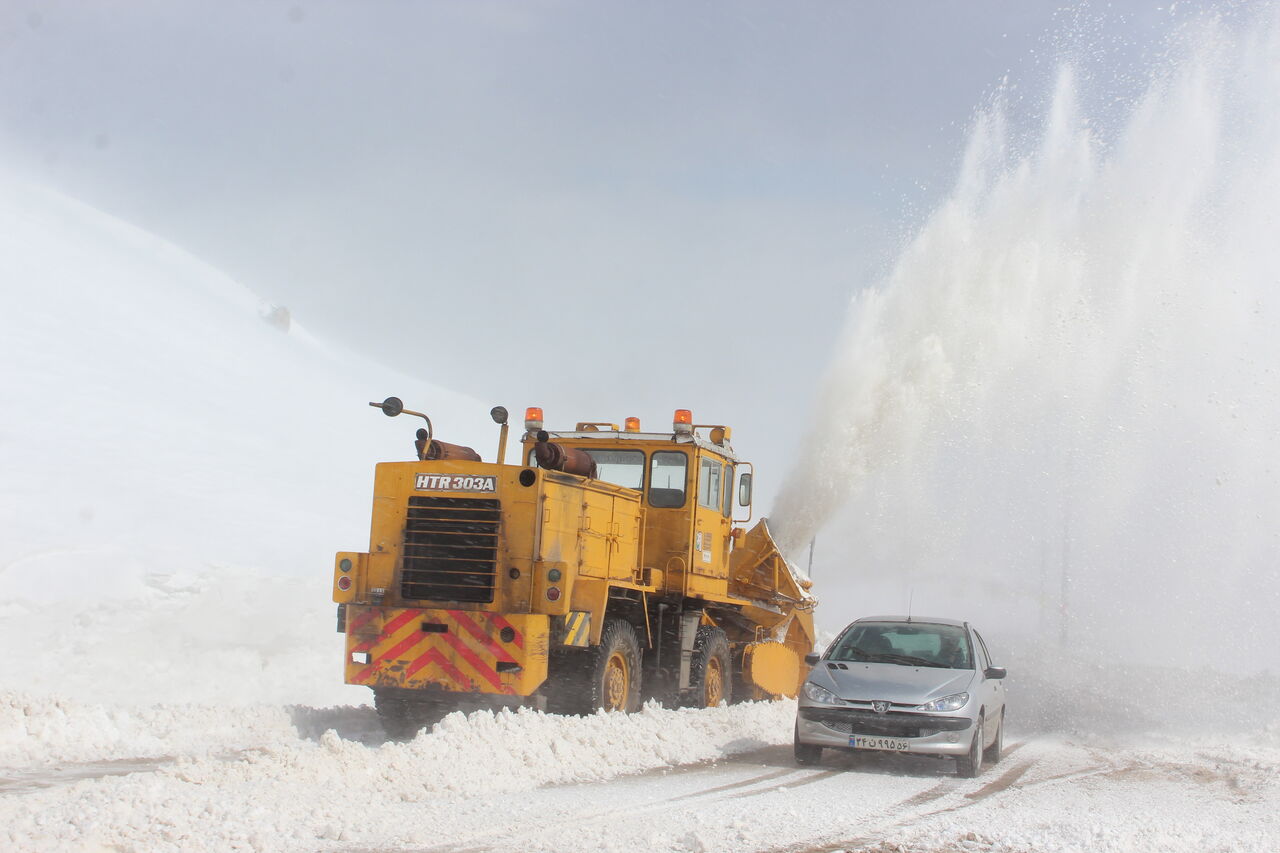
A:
[828,622,973,669]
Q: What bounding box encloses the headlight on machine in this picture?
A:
[914,692,969,712]
[801,682,846,705]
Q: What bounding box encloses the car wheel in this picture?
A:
[793,723,823,766]
[984,709,1004,765]
[956,713,984,778]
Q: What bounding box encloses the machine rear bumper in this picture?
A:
[344,605,549,696]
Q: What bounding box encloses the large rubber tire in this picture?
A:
[793,723,823,766]
[373,689,446,741]
[984,709,1005,765]
[956,713,985,778]
[546,618,642,715]
[685,626,732,708]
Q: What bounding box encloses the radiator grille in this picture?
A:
[799,708,971,738]
[400,496,500,603]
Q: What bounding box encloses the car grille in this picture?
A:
[400,496,500,603]
[799,707,971,738]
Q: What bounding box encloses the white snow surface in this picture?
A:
[2,153,1279,849]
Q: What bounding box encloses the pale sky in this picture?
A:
[0,0,1183,506]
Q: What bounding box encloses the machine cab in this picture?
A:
[519,408,752,596]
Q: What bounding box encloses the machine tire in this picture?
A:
[956,713,985,778]
[373,689,446,741]
[984,709,1005,765]
[547,618,642,715]
[686,627,732,708]
[793,723,822,766]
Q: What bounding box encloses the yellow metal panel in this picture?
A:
[559,611,591,647]
[532,560,571,615]
[578,488,614,578]
[569,576,610,645]
[332,552,367,603]
[609,495,643,583]
[744,641,801,698]
[345,605,549,696]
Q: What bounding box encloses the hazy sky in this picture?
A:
[0,1,1180,506]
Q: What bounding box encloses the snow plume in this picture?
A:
[773,7,1280,689]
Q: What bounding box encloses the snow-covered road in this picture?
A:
[3,695,1276,853]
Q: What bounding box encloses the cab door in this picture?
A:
[691,452,731,579]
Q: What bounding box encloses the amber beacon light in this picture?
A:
[524,407,544,431]
[673,409,693,435]
[624,417,641,432]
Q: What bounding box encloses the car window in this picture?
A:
[828,622,972,669]
[974,630,994,669]
[973,631,989,670]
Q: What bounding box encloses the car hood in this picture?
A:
[813,663,974,706]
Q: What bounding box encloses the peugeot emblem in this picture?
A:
[871,700,890,714]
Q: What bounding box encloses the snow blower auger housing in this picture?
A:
[333,399,816,737]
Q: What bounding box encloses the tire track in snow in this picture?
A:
[759,741,1048,853]
[397,759,834,853]
[670,766,800,801]
[0,756,177,795]
[727,768,841,798]
[0,748,265,796]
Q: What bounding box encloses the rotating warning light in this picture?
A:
[673,409,693,435]
[524,407,544,431]
[624,417,641,432]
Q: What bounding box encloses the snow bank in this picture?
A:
[0,696,797,852]
[0,692,300,769]
[187,699,795,799]
[0,566,366,709]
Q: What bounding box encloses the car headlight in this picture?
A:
[915,692,969,712]
[802,682,845,705]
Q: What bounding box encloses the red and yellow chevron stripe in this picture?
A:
[344,606,548,697]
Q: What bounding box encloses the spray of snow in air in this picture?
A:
[773,9,1280,683]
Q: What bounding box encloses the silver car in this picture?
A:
[794,616,1007,777]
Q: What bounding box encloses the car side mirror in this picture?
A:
[804,652,821,666]
[984,666,1007,680]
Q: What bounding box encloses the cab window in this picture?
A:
[649,451,687,508]
[525,447,644,490]
[722,464,735,517]
[582,449,644,489]
[698,457,723,512]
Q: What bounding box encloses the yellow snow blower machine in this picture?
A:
[332,399,816,737]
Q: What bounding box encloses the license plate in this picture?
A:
[850,735,909,751]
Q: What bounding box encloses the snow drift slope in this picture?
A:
[0,175,493,706]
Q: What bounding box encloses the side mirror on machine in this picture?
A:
[375,396,404,417]
[738,472,753,506]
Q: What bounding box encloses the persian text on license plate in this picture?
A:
[850,735,909,751]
